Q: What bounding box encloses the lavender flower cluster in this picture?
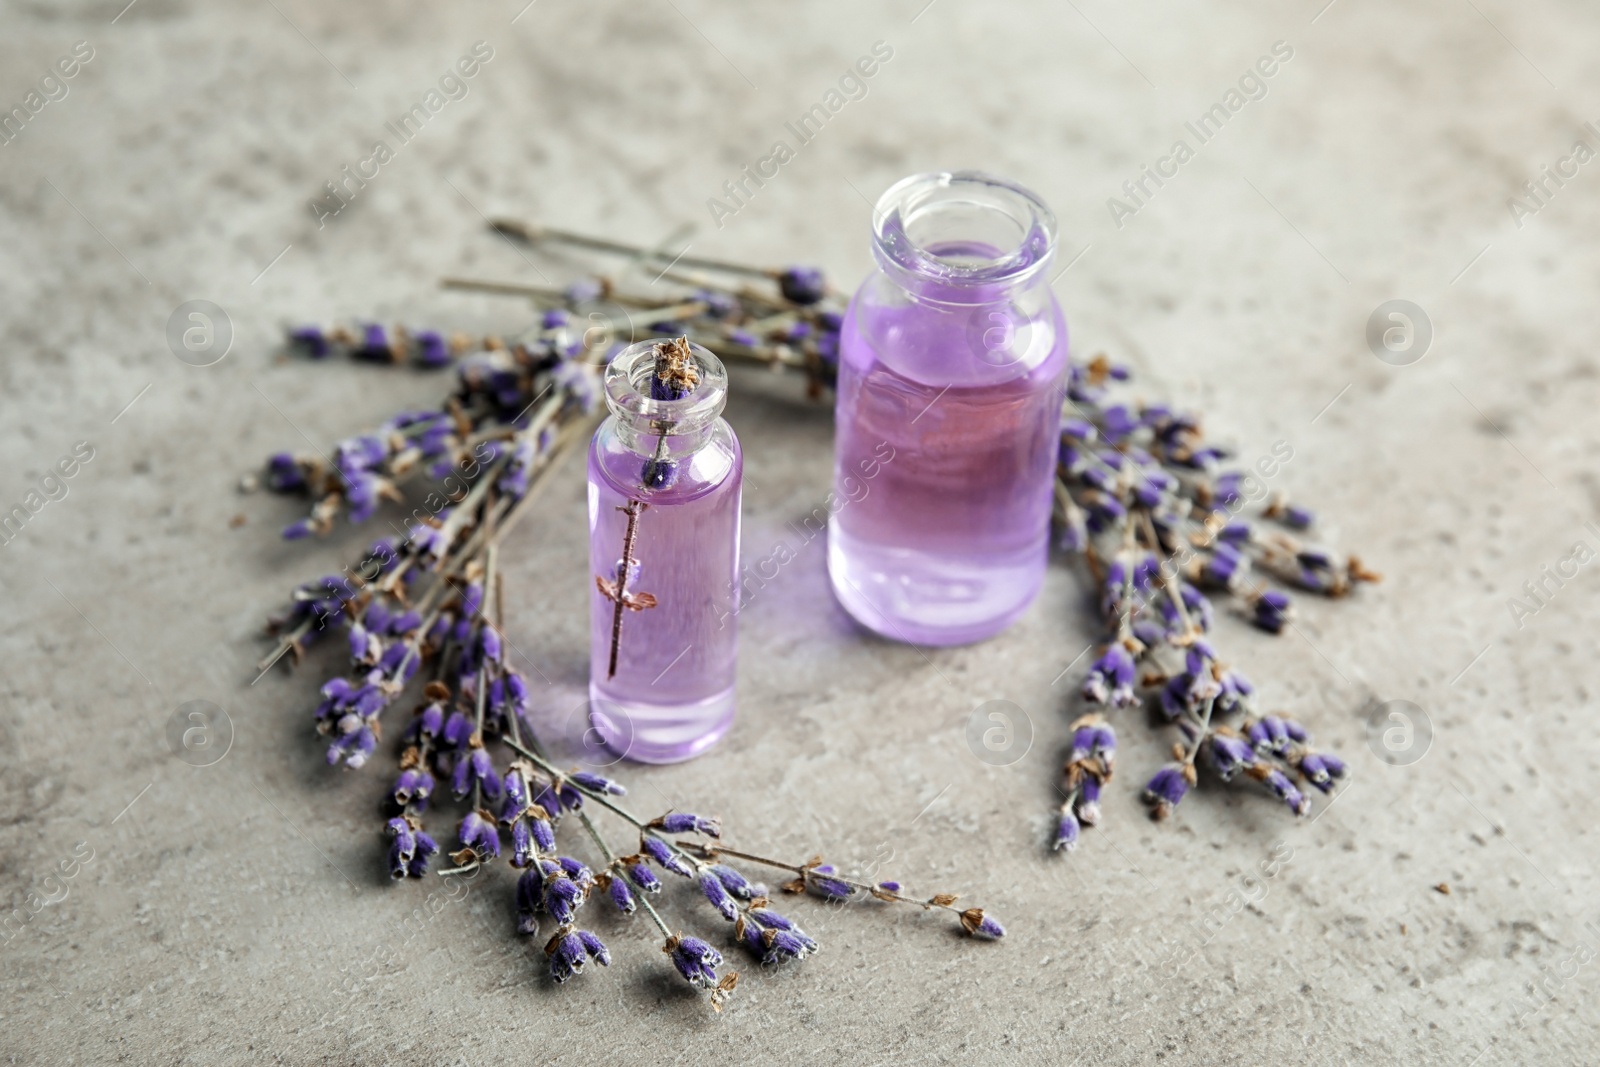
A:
[1052,356,1374,851]
[256,294,1003,1008]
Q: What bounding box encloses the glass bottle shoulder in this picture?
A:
[840,272,1069,390]
[588,418,741,505]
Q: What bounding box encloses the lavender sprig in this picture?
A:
[1053,355,1370,849]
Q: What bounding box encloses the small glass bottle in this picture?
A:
[829,171,1069,646]
[587,338,742,763]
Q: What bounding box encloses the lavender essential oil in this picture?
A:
[829,171,1070,646]
[588,338,742,763]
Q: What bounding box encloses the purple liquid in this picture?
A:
[587,423,741,763]
[829,241,1068,646]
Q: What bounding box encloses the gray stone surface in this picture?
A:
[3,0,1598,1063]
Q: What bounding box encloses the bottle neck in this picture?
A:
[871,171,1057,307]
[611,417,715,457]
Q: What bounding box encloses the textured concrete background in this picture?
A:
[3,0,1599,1063]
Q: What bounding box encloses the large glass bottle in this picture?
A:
[829,171,1069,646]
[588,338,741,763]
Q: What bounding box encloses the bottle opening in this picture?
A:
[604,338,728,436]
[873,171,1058,292]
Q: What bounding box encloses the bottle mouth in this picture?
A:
[604,338,728,432]
[872,171,1058,296]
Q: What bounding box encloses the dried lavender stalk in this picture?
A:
[439,225,846,397]
[1053,355,1375,851]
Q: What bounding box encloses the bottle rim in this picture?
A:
[603,338,728,432]
[871,170,1058,293]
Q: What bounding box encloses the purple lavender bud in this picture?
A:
[1252,589,1293,634]
[698,869,739,922]
[364,601,392,633]
[1144,764,1191,818]
[479,627,502,663]
[964,911,1006,940]
[1209,734,1256,781]
[541,308,569,329]
[1180,582,1214,631]
[327,723,376,768]
[391,768,434,808]
[766,929,816,962]
[408,701,444,743]
[529,814,556,852]
[458,810,500,859]
[1091,725,1117,767]
[807,864,852,900]
[1082,644,1138,708]
[387,610,422,635]
[667,936,723,988]
[411,329,449,368]
[875,881,901,894]
[640,835,693,878]
[578,929,611,966]
[1299,752,1346,792]
[548,930,587,983]
[501,769,530,821]
[1216,667,1254,715]
[657,812,720,838]
[1218,520,1252,544]
[1062,418,1097,443]
[1203,542,1246,588]
[749,906,794,931]
[1053,810,1080,852]
[452,747,503,801]
[459,582,484,620]
[509,818,535,869]
[1075,775,1103,827]
[608,876,636,914]
[533,785,563,820]
[1284,504,1314,529]
[1067,725,1097,765]
[569,771,626,796]
[627,862,662,894]
[283,518,316,540]
[1265,768,1310,816]
[1249,715,1293,756]
[556,783,584,812]
[347,625,376,664]
[350,323,389,360]
[712,864,754,900]
[1283,718,1309,743]
[778,266,826,305]
[386,817,415,880]
[558,856,594,887]
[641,456,680,490]
[515,868,543,935]
[740,919,766,956]
[1084,493,1126,534]
[408,830,437,877]
[376,640,410,675]
[506,672,529,707]
[545,874,583,926]
[728,327,758,348]
[288,326,330,359]
[1097,404,1136,441]
[265,452,307,491]
[441,710,473,749]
